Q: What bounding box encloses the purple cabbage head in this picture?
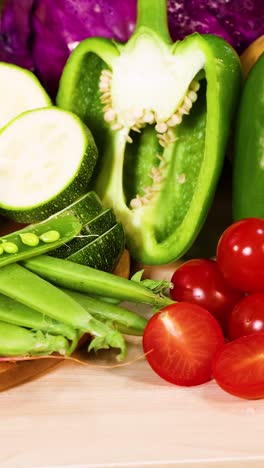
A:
[0,0,263,98]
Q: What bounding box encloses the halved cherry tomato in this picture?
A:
[212,334,264,399]
[143,302,224,386]
[170,258,242,333]
[228,292,264,340]
[217,218,264,292]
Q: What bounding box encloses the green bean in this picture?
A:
[0,292,77,340]
[0,263,126,360]
[62,288,148,336]
[23,255,174,308]
[0,214,82,267]
[0,321,70,356]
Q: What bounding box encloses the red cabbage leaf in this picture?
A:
[0,0,263,97]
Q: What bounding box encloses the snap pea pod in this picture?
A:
[23,255,174,308]
[62,288,147,336]
[0,292,77,340]
[0,263,126,360]
[0,321,70,356]
[0,214,82,267]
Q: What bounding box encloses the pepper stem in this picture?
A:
[134,0,172,44]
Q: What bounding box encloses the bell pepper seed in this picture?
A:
[57,0,242,265]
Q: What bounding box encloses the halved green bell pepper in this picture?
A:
[233,52,264,221]
[57,0,241,265]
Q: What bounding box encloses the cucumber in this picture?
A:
[0,62,51,129]
[51,208,117,259]
[67,222,125,272]
[0,107,98,223]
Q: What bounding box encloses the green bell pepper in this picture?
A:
[57,0,241,265]
[233,52,264,221]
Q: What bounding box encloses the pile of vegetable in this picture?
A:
[56,0,241,265]
[0,198,173,362]
[0,0,263,401]
[144,217,264,400]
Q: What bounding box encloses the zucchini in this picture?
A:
[0,107,98,223]
[50,191,104,225]
[67,222,125,272]
[0,62,51,129]
[51,208,116,259]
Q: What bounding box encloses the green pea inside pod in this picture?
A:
[39,230,60,243]
[20,233,40,247]
[0,214,82,267]
[2,241,19,254]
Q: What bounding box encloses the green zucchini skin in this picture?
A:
[0,109,98,223]
[233,52,264,220]
[67,223,125,272]
[51,208,116,259]
[47,192,125,272]
[50,191,104,225]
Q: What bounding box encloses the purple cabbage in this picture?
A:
[0,0,263,98]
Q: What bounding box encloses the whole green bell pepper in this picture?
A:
[57,0,241,265]
[233,52,264,221]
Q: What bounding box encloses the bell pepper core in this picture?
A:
[57,0,241,265]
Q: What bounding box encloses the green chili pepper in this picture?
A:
[57,0,241,265]
[0,321,70,356]
[0,214,81,267]
[0,292,77,340]
[233,52,264,220]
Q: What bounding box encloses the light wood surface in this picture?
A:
[1,332,264,468]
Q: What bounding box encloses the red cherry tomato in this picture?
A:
[228,292,264,340]
[170,259,242,332]
[212,334,264,399]
[143,302,224,386]
[217,218,264,292]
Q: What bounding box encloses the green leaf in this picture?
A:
[88,329,127,361]
[131,270,172,295]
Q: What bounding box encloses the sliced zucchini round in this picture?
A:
[51,208,117,259]
[67,223,125,272]
[50,191,104,225]
[0,107,98,223]
[0,62,52,129]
